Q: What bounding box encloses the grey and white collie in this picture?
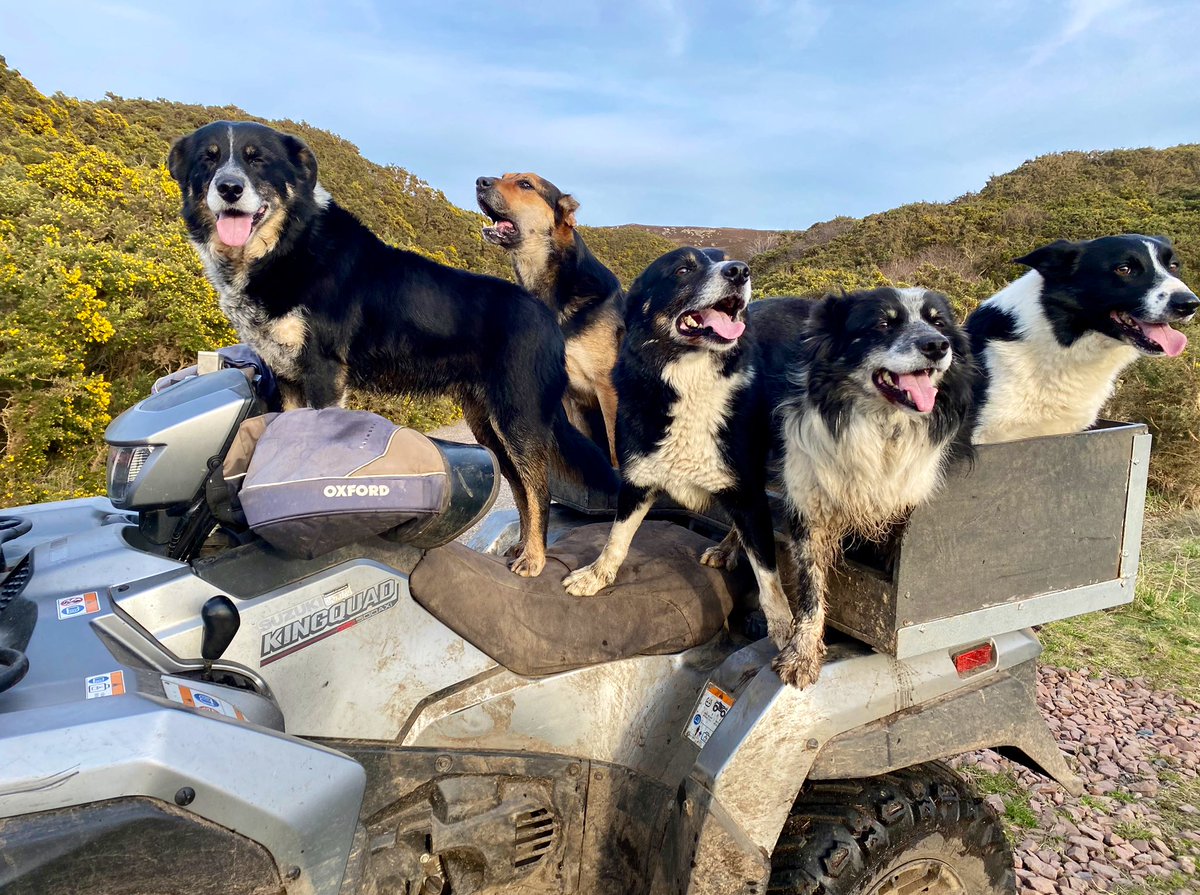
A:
[756,289,975,687]
[968,234,1197,444]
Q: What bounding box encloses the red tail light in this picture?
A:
[952,642,994,675]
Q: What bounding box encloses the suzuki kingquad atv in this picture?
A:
[0,364,1150,895]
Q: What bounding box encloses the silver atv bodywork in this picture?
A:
[0,369,1121,895]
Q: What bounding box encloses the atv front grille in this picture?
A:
[513,807,555,869]
[0,555,31,616]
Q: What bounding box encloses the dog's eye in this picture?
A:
[675,265,692,276]
[929,315,945,328]
[518,180,534,190]
[1169,260,1181,272]
[1115,263,1133,276]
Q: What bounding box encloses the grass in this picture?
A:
[1004,499,1200,894]
[956,767,1040,832]
[1040,497,1200,698]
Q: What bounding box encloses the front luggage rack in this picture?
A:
[0,554,32,618]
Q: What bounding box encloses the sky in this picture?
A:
[2,0,1199,229]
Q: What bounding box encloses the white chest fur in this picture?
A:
[196,243,307,380]
[975,334,1137,443]
[623,352,748,510]
[783,403,948,536]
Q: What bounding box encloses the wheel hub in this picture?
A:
[867,858,968,895]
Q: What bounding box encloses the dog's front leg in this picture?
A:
[719,495,791,650]
[292,351,348,410]
[771,512,838,689]
[562,484,655,596]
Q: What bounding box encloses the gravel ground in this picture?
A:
[952,665,1199,894]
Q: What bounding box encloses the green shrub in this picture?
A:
[753,146,1200,504]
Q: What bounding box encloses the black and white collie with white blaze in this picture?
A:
[759,288,975,687]
[562,248,794,654]
[167,121,618,578]
[968,234,1198,444]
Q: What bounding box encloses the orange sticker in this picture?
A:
[57,592,101,620]
[162,678,246,721]
[84,670,125,699]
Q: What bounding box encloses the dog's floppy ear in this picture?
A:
[282,134,319,188]
[167,134,192,186]
[1014,239,1081,278]
[807,294,850,348]
[556,194,579,228]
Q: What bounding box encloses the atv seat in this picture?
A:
[408,522,751,675]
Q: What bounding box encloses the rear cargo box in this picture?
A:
[550,421,1151,658]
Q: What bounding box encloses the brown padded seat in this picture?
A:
[408,521,753,675]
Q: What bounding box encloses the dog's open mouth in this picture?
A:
[874,368,938,413]
[216,205,268,248]
[481,216,519,246]
[478,196,520,247]
[676,296,746,343]
[1110,311,1188,357]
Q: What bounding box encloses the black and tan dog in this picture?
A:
[168,121,617,576]
[476,173,623,464]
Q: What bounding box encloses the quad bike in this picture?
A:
[0,363,1150,895]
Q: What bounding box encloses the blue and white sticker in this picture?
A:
[685,682,734,747]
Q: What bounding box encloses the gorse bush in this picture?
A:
[0,58,671,505]
[2,55,1197,506]
[752,148,1200,504]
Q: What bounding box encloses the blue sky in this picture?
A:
[3,0,1198,229]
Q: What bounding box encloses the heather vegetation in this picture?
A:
[1,53,1197,506]
[0,58,671,504]
[752,148,1200,503]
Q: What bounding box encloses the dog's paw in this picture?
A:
[509,551,545,578]
[562,563,613,597]
[699,542,739,571]
[771,637,826,689]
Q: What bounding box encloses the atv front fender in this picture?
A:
[651,628,1080,895]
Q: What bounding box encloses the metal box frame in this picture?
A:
[828,421,1149,656]
[550,421,1151,658]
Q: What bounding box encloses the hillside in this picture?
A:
[612,224,794,260]
[750,148,1200,503]
[2,55,1198,506]
[0,58,675,504]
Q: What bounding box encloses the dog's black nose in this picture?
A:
[722,261,749,285]
[918,336,950,360]
[216,178,244,202]
[1169,291,1200,318]
[476,176,495,190]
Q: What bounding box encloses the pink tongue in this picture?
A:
[495,220,516,235]
[1137,321,1188,357]
[216,213,253,247]
[697,308,745,340]
[897,371,938,413]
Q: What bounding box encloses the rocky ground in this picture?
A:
[953,665,1199,895]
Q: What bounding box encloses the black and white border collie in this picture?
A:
[168,121,617,577]
[759,288,975,686]
[561,248,793,652]
[968,234,1197,444]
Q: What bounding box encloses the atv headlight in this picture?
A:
[106,445,159,507]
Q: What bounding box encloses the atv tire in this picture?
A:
[768,762,1015,895]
